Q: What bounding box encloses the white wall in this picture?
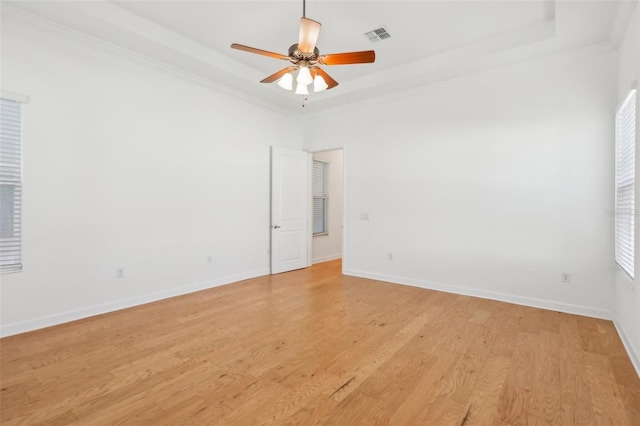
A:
[0,10,630,365]
[312,149,343,263]
[0,20,302,336]
[614,4,640,375]
[305,51,617,319]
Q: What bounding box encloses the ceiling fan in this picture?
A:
[230,0,375,100]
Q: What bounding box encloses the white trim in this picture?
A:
[312,254,342,264]
[1,4,300,119]
[616,267,636,289]
[3,2,614,118]
[609,0,638,49]
[305,42,616,119]
[0,268,270,337]
[341,145,348,275]
[343,269,612,320]
[615,86,638,114]
[613,319,640,378]
[0,91,29,104]
[306,145,348,273]
[615,88,637,279]
[307,153,313,267]
[301,19,556,114]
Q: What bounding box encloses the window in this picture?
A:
[615,89,636,279]
[1,97,23,273]
[313,160,329,235]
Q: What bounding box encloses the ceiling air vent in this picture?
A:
[364,26,391,42]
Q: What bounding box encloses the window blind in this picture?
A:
[313,160,329,235]
[1,98,23,273]
[615,89,636,279]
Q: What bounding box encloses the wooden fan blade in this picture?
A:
[260,67,293,83]
[231,43,289,60]
[298,17,322,54]
[313,68,338,89]
[318,50,375,65]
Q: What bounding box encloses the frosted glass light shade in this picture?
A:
[277,72,293,90]
[296,66,313,86]
[295,82,309,95]
[313,75,328,92]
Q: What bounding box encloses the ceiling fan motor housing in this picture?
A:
[288,44,320,63]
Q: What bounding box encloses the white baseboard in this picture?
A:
[0,268,270,337]
[613,319,640,378]
[343,269,612,320]
[312,254,342,264]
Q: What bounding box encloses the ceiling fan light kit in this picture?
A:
[277,72,293,91]
[296,63,314,86]
[314,75,329,92]
[295,82,310,96]
[230,0,376,106]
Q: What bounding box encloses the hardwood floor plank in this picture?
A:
[526,413,553,425]
[153,395,218,425]
[415,395,468,425]
[71,392,161,425]
[573,357,597,425]
[489,314,519,357]
[1,259,638,425]
[436,322,497,405]
[463,354,511,425]
[468,309,491,324]
[388,351,462,424]
[325,308,438,403]
[0,377,38,411]
[497,332,539,425]
[353,333,438,422]
[70,371,168,419]
[250,371,343,425]
[313,390,377,425]
[617,382,640,426]
[212,379,287,425]
[286,392,340,425]
[497,384,531,426]
[32,409,78,426]
[583,352,632,425]
[528,331,561,422]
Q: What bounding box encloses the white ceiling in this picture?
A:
[2,1,630,114]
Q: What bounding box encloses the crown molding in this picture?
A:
[303,41,617,119]
[304,18,556,111]
[609,0,638,48]
[1,4,303,119]
[1,1,624,118]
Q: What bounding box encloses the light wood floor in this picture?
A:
[1,260,639,425]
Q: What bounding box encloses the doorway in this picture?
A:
[310,148,344,264]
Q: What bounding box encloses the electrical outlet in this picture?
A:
[116,268,125,279]
[207,255,213,263]
[561,272,571,283]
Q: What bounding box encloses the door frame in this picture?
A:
[307,145,348,273]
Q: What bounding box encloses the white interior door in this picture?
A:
[271,146,309,274]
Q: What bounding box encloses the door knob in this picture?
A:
[272,225,281,229]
